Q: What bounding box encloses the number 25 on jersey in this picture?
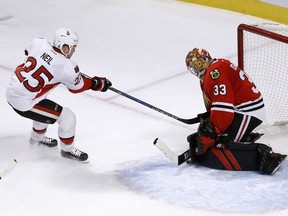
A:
[15,56,54,92]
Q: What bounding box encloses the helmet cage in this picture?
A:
[186,48,211,78]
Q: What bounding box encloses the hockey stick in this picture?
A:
[80,73,200,124]
[0,159,17,179]
[153,138,190,165]
[0,15,13,21]
[108,87,200,124]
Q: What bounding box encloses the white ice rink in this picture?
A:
[1,0,288,216]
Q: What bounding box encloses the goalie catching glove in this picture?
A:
[196,119,217,155]
[91,76,112,92]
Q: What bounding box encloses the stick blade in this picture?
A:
[153,138,179,165]
[0,15,13,21]
[0,159,17,179]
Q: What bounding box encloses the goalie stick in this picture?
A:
[0,159,17,179]
[153,138,190,165]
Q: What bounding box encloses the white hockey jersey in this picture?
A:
[6,38,85,111]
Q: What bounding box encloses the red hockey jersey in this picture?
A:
[200,59,265,134]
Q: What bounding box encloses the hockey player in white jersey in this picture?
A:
[6,27,112,162]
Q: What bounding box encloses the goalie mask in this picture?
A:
[185,48,212,78]
[53,27,79,57]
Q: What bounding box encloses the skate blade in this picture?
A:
[271,155,287,175]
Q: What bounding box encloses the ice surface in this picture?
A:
[0,0,287,216]
[118,158,288,214]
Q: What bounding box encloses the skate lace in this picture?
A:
[41,137,54,144]
[71,148,83,157]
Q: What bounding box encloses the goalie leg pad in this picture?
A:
[193,142,272,171]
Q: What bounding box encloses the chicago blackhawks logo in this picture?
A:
[210,69,221,80]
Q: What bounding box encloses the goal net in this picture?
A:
[238,23,288,126]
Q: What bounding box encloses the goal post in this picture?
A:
[237,23,288,126]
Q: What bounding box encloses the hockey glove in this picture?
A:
[91,76,112,92]
[196,119,217,155]
[197,111,210,121]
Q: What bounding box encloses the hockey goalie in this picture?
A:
[184,48,286,175]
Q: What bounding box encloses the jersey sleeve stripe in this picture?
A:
[240,104,265,112]
[236,97,264,112]
[211,107,235,113]
[211,102,235,113]
[236,97,264,109]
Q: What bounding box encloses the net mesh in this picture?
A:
[241,23,288,125]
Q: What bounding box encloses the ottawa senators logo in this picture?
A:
[210,69,221,80]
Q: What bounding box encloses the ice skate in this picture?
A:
[61,147,88,162]
[245,132,264,143]
[30,137,58,148]
[259,150,287,175]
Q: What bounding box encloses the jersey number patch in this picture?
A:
[15,56,54,92]
[214,84,226,95]
[239,70,259,94]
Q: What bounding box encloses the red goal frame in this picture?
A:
[237,23,288,70]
